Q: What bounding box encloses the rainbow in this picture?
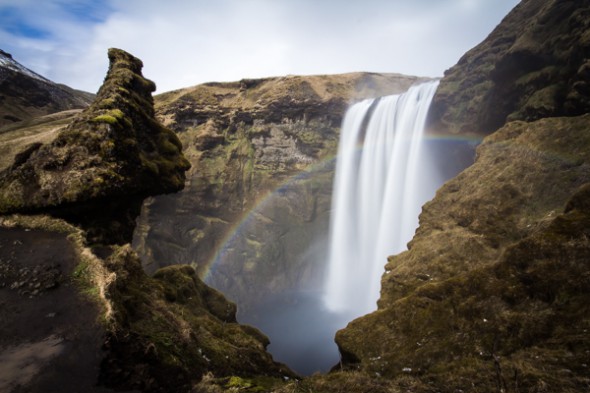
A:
[199,132,484,284]
[200,154,337,282]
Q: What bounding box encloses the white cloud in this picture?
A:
[1,0,520,93]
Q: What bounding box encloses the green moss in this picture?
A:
[139,152,160,175]
[91,108,126,125]
[98,97,117,109]
[226,376,254,389]
[514,66,558,87]
[158,134,181,156]
[0,192,24,213]
[98,246,287,391]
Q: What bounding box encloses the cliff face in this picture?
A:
[336,1,590,391]
[0,49,94,128]
[133,73,425,307]
[429,0,590,136]
[337,115,590,391]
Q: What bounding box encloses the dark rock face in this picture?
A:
[429,0,590,136]
[132,73,425,308]
[100,246,294,392]
[0,49,94,128]
[0,48,190,243]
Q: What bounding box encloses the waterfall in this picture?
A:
[323,80,440,316]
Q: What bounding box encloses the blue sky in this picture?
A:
[0,0,520,93]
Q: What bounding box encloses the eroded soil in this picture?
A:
[0,227,114,392]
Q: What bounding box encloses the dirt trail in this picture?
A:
[0,227,116,392]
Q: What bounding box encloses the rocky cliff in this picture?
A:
[133,72,426,308]
[429,0,590,136]
[335,1,590,392]
[0,49,94,128]
[2,0,588,391]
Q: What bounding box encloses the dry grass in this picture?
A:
[0,110,80,171]
[154,72,426,112]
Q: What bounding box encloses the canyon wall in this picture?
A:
[133,73,426,308]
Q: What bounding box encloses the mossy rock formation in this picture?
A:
[0,48,190,243]
[0,49,294,392]
[429,0,590,136]
[100,245,294,392]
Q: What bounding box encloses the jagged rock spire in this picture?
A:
[0,48,190,243]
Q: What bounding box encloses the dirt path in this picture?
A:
[0,227,118,392]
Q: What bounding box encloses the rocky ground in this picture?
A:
[0,225,112,393]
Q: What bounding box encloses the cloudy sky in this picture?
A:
[0,0,519,93]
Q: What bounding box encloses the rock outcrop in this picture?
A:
[133,73,426,308]
[429,0,590,136]
[336,1,590,391]
[0,48,190,243]
[0,49,94,128]
[100,245,294,392]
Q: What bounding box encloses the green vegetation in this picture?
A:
[91,108,127,125]
[99,247,291,392]
[0,48,190,243]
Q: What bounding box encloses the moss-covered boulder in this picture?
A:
[429,0,590,136]
[99,246,294,392]
[0,48,190,243]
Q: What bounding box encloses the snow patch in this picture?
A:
[0,53,51,84]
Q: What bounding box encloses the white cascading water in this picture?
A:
[324,80,440,316]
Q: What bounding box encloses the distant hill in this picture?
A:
[0,49,94,128]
